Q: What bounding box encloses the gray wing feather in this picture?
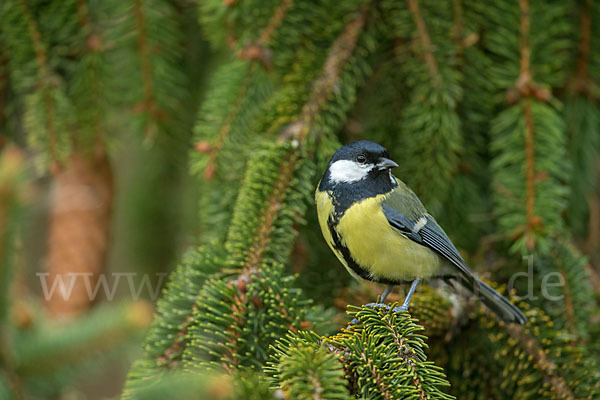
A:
[382,190,477,286]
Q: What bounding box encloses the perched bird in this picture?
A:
[315,140,526,325]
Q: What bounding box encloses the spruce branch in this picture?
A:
[446,305,600,399]
[18,0,57,164]
[192,62,272,242]
[279,6,368,144]
[530,238,594,341]
[138,245,226,372]
[272,307,455,399]
[132,0,160,140]
[238,0,294,67]
[564,0,600,236]
[504,323,574,399]
[7,0,63,168]
[269,337,351,400]
[15,302,152,377]
[257,0,293,46]
[405,0,441,87]
[199,63,257,181]
[569,0,594,97]
[73,0,104,148]
[480,0,573,253]
[0,147,27,400]
[381,0,464,214]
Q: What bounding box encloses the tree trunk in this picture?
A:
[44,149,114,317]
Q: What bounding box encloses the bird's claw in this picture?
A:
[346,303,409,328]
[391,305,408,313]
[364,302,390,310]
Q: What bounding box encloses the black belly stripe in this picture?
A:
[327,218,371,281]
[327,216,408,285]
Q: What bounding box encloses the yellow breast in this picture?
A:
[316,189,441,282]
[315,189,362,280]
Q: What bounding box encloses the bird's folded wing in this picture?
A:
[381,188,476,285]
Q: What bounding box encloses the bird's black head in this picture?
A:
[319,140,398,201]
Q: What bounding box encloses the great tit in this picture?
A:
[315,140,526,325]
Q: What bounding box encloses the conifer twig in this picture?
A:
[244,153,299,271]
[75,0,104,148]
[384,314,427,399]
[505,324,575,399]
[203,65,255,180]
[221,9,371,368]
[258,0,293,45]
[360,350,391,400]
[207,0,295,178]
[518,0,537,249]
[18,0,60,167]
[235,6,370,267]
[406,0,441,87]
[133,0,159,139]
[280,6,369,142]
[238,0,293,66]
[570,0,594,98]
[523,98,537,249]
[452,0,464,53]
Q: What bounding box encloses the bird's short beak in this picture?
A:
[376,157,399,170]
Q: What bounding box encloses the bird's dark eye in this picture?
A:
[356,154,366,163]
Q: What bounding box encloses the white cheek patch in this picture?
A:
[328,160,372,184]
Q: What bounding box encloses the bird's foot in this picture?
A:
[347,303,409,327]
[364,302,390,310]
[391,304,408,313]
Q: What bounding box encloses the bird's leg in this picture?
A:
[379,284,393,303]
[392,279,420,312]
[347,285,395,326]
[347,282,419,327]
[361,285,394,310]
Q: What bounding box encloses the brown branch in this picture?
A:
[360,351,391,400]
[19,0,60,168]
[237,9,367,271]
[221,9,370,365]
[259,0,293,44]
[244,151,299,271]
[570,0,594,97]
[308,372,324,400]
[279,7,368,142]
[232,6,369,273]
[222,283,247,371]
[507,0,550,104]
[516,0,540,249]
[518,0,532,91]
[523,98,537,249]
[587,189,600,257]
[156,307,196,369]
[157,2,368,373]
[209,0,297,175]
[218,151,298,369]
[0,49,8,142]
[238,0,293,67]
[406,0,441,87]
[239,7,368,272]
[133,0,160,139]
[202,65,255,181]
[452,0,464,55]
[75,0,104,149]
[560,267,577,336]
[161,7,368,370]
[385,315,427,400]
[505,324,575,399]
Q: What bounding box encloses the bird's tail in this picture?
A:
[466,278,527,325]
